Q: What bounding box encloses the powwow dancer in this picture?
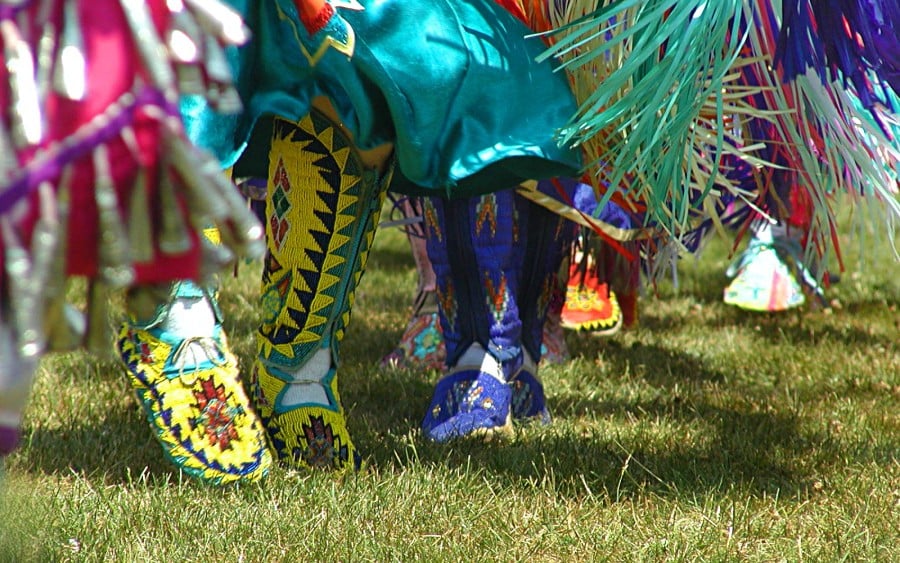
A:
[414,0,644,443]
[0,0,273,484]
[420,181,576,442]
[722,2,899,312]
[417,0,749,440]
[130,0,899,457]
[126,0,584,473]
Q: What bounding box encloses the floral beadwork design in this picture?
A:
[193,378,242,450]
[296,415,350,469]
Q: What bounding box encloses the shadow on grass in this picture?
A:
[341,305,857,501]
[22,266,891,496]
[19,404,180,485]
[350,369,808,503]
[616,295,898,352]
[580,338,727,385]
[343,315,897,504]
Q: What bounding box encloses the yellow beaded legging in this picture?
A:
[251,108,390,471]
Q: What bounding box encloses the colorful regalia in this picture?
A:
[192,0,899,448]
[515,0,898,316]
[184,0,582,195]
[420,182,575,441]
[0,0,264,347]
[536,1,896,229]
[0,0,272,480]
[165,0,587,471]
[5,0,896,478]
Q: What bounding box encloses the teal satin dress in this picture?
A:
[184,0,582,197]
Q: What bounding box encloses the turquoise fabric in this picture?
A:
[183,0,581,197]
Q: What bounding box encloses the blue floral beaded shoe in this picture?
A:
[421,343,515,443]
[510,351,551,425]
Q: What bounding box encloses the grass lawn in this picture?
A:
[1,216,898,561]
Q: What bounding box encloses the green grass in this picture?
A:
[2,221,898,562]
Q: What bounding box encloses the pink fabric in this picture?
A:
[2,1,201,285]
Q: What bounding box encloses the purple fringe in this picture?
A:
[777,0,900,113]
[0,87,179,216]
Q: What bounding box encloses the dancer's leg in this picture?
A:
[422,184,571,441]
[513,186,575,418]
[559,182,625,334]
[421,192,517,441]
[251,105,392,471]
